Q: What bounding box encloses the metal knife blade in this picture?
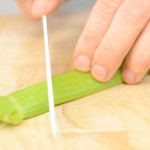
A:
[42,15,57,137]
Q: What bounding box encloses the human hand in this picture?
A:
[73,0,150,84]
[16,0,64,18]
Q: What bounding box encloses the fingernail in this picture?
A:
[91,64,108,81]
[123,68,136,84]
[74,55,91,72]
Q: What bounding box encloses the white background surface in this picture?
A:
[0,0,95,14]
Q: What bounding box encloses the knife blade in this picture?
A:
[42,15,57,137]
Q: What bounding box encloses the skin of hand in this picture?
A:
[16,0,150,84]
[16,0,64,18]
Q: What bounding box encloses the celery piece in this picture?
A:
[0,70,123,125]
[0,96,24,124]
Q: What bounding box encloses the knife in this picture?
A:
[42,15,57,137]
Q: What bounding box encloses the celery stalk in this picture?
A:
[0,70,123,125]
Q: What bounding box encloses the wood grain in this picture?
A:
[0,12,150,150]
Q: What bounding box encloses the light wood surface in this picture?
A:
[0,12,150,150]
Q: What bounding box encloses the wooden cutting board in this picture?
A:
[0,12,150,150]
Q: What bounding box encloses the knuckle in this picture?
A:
[119,0,149,23]
[96,0,121,15]
[100,45,122,58]
[131,52,150,65]
[77,35,98,56]
[99,0,121,8]
[81,31,101,50]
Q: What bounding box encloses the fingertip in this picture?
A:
[74,55,91,72]
[122,68,138,84]
[31,0,60,18]
[31,3,50,18]
[91,64,110,82]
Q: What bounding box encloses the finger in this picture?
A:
[32,0,64,18]
[123,21,150,84]
[73,0,123,72]
[91,0,150,82]
[16,0,63,19]
[16,0,33,18]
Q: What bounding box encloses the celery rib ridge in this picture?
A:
[0,70,123,125]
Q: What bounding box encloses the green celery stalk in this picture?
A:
[0,70,123,125]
